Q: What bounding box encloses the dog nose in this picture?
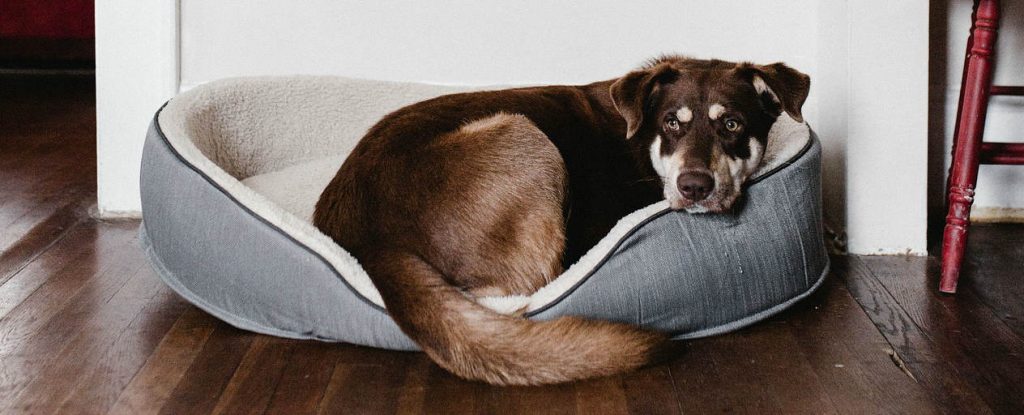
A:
[677,172,714,202]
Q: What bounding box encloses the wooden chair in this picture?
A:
[941,0,1024,293]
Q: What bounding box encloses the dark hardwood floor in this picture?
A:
[2,74,1022,414]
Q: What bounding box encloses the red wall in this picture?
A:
[0,0,94,38]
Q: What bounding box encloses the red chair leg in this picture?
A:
[946,3,978,201]
[940,0,1000,293]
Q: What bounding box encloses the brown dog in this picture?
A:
[314,56,810,385]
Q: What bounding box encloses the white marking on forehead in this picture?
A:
[675,107,693,123]
[708,103,726,120]
[752,75,780,103]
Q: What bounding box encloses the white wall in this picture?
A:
[932,0,1024,223]
[95,0,178,217]
[96,0,932,255]
[178,1,819,91]
[844,1,930,254]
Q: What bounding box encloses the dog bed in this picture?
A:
[139,76,829,351]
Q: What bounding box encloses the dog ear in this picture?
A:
[743,62,810,123]
[610,63,679,139]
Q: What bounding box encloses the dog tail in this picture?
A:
[368,251,674,386]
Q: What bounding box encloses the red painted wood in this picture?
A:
[941,0,1001,294]
[980,143,1024,165]
[945,0,982,208]
[990,86,1024,96]
[0,0,94,39]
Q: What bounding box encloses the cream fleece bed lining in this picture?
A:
[156,75,811,315]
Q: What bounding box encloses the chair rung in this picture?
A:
[990,86,1024,96]
[980,142,1024,165]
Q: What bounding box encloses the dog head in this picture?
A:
[611,56,810,212]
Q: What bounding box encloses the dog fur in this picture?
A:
[313,56,809,385]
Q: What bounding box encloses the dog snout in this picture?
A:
[677,172,714,202]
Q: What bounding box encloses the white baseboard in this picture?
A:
[93,207,143,220]
[972,207,1024,224]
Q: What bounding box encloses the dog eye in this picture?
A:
[664,117,680,132]
[724,119,741,132]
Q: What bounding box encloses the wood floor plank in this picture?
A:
[840,256,993,414]
[56,284,187,414]
[392,357,431,414]
[959,224,1024,338]
[0,222,145,404]
[0,221,105,318]
[157,323,259,415]
[0,192,91,286]
[665,342,738,413]
[0,222,138,331]
[316,349,419,414]
[573,375,630,415]
[788,263,942,414]
[316,364,355,415]
[0,162,95,252]
[408,359,488,415]
[107,307,218,415]
[852,255,1024,413]
[319,364,407,414]
[209,336,295,415]
[263,341,357,415]
[870,256,1024,411]
[3,253,176,413]
[670,319,839,414]
[619,366,680,415]
[481,380,578,415]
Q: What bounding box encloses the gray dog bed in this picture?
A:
[139,76,828,351]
